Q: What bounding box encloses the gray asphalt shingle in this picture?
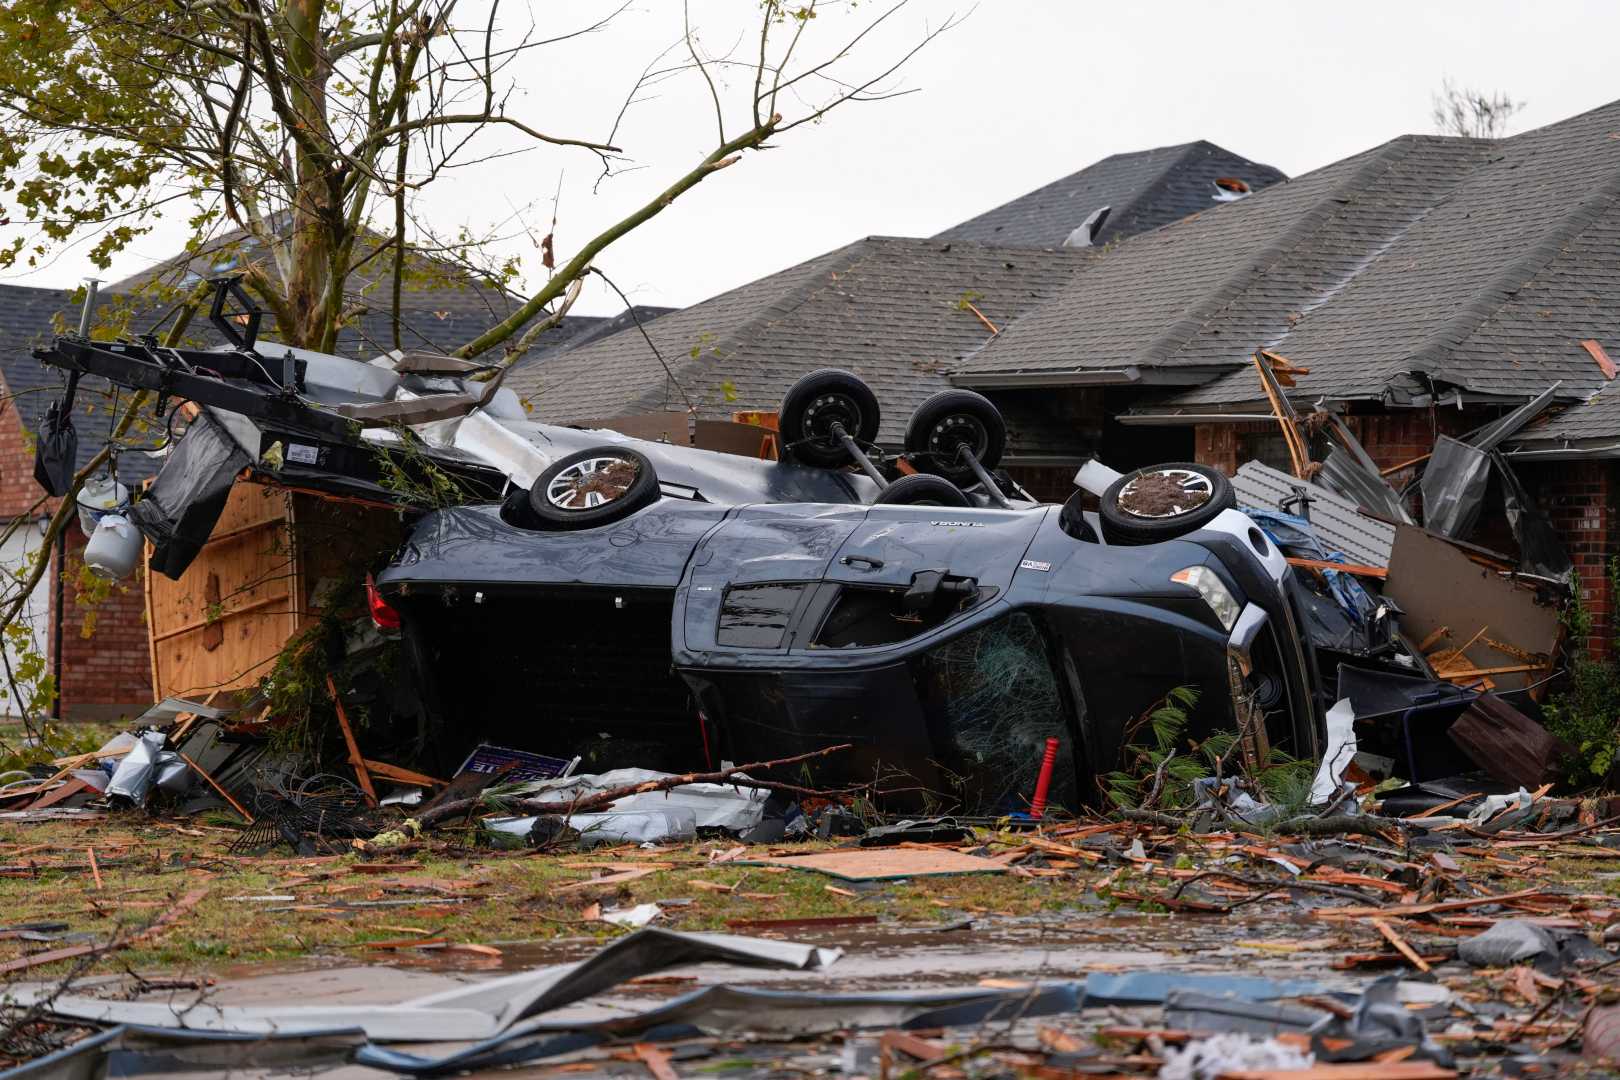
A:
[503,236,1091,450]
[933,141,1285,249]
[950,99,1620,418]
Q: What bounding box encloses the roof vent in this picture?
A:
[1062,205,1111,248]
[1213,177,1251,203]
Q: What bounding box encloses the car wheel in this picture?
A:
[903,389,1007,482]
[872,473,970,507]
[1099,462,1234,545]
[527,446,660,530]
[779,368,881,467]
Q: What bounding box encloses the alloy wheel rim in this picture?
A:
[1117,467,1214,519]
[546,455,639,510]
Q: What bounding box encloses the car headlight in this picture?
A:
[1171,565,1241,631]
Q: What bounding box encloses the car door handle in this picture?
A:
[840,555,884,570]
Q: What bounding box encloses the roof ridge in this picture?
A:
[1100,142,1213,244]
[1128,136,1430,368]
[1411,159,1620,390]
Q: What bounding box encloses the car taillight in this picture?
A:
[366,573,401,630]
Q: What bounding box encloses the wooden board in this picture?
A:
[146,482,297,699]
[1381,526,1560,694]
[743,848,1007,881]
[146,483,403,701]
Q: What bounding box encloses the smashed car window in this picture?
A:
[813,580,988,649]
[717,584,808,648]
[912,612,1077,814]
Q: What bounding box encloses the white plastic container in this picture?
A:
[83,514,141,580]
[75,474,130,538]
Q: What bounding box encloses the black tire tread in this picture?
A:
[903,389,1007,480]
[778,368,881,468]
[872,472,970,507]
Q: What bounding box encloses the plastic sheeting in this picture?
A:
[1419,436,1492,540]
[1497,451,1574,584]
[32,375,79,498]
[504,768,771,834]
[357,983,1084,1076]
[130,411,252,579]
[12,928,842,1044]
[1243,509,1380,655]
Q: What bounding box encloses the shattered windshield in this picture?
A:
[912,612,1077,814]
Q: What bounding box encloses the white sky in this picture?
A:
[21,0,1620,319]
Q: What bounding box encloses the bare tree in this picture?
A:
[0,0,961,719]
[1431,76,1525,139]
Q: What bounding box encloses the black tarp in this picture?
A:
[130,411,252,580]
[32,374,80,498]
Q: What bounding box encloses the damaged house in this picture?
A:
[503,141,1287,493]
[937,98,1620,653]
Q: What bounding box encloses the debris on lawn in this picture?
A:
[4,307,1619,1075]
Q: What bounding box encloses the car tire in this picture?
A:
[1099,462,1234,545]
[903,389,1007,482]
[779,368,881,467]
[527,446,660,530]
[872,473,970,507]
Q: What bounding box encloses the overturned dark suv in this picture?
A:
[34,295,1320,815]
[375,369,1322,815]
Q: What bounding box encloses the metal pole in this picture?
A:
[76,278,102,337]
[831,423,888,487]
[957,445,1013,508]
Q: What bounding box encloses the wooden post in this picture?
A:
[327,673,377,806]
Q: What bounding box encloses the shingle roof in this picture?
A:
[503,236,1090,450]
[933,141,1286,249]
[1508,381,1620,445]
[950,99,1620,417]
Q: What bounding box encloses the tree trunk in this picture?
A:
[282,0,335,349]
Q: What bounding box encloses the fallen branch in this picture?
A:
[1271,814,1408,839]
[418,743,855,829]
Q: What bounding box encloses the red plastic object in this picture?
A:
[1029,737,1060,819]
[365,573,401,630]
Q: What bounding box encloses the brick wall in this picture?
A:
[57,521,153,720]
[0,388,44,519]
[1193,411,1486,482]
[0,372,155,718]
[1532,460,1618,656]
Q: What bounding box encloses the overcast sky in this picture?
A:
[22,0,1620,318]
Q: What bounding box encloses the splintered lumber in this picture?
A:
[1253,349,1312,478]
[327,673,377,807]
[1286,558,1389,579]
[177,750,255,824]
[362,760,447,788]
[1369,917,1431,972]
[1315,887,1549,920]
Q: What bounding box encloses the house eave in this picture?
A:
[949,364,1231,390]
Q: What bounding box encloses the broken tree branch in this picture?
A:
[418,743,854,829]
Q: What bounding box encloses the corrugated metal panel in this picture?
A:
[1232,461,1397,567]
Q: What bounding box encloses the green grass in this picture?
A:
[0,819,1081,975]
